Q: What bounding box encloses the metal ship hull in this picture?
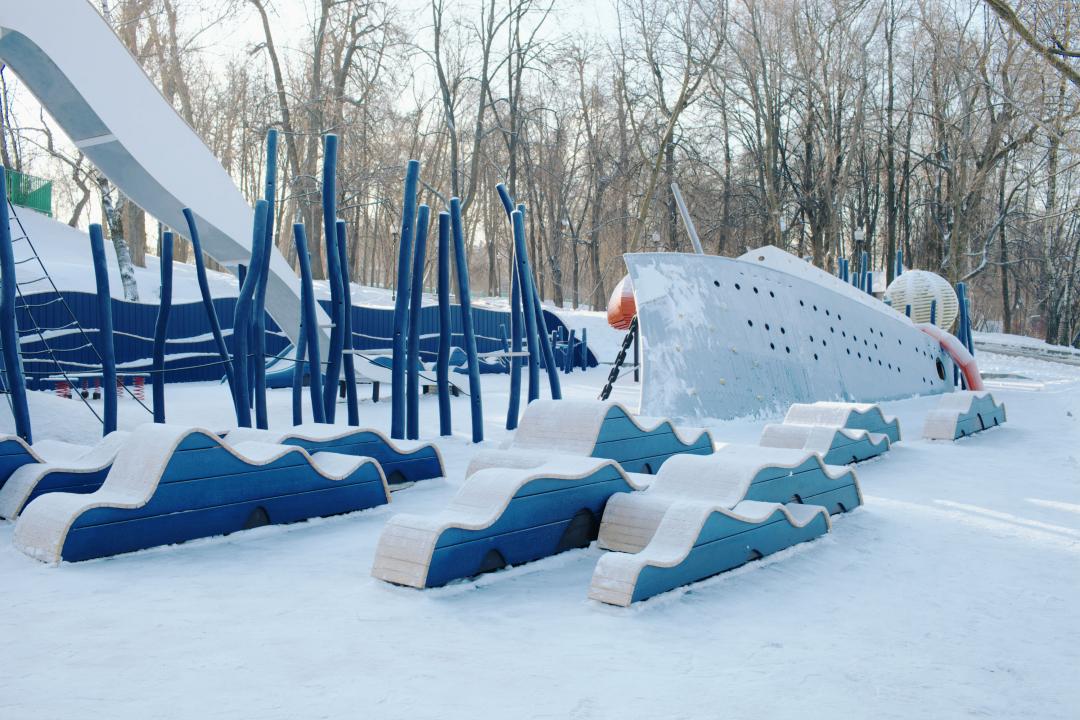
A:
[625,248,955,422]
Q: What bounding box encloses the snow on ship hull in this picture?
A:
[625,248,955,422]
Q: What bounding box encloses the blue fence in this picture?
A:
[9,291,594,387]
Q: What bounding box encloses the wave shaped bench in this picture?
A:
[759,424,890,465]
[372,456,645,588]
[472,399,713,475]
[224,424,443,486]
[782,402,901,444]
[922,391,1007,440]
[0,432,130,520]
[14,424,390,563]
[589,453,831,606]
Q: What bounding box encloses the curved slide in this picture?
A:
[0,2,322,349]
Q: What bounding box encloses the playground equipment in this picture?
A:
[13,424,390,563]
[759,424,891,465]
[884,270,960,330]
[467,400,713,476]
[0,431,129,519]
[589,453,831,606]
[623,246,957,421]
[372,457,643,588]
[922,391,1006,440]
[0,2,322,351]
[222,424,444,486]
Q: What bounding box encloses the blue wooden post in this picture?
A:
[505,241,523,430]
[407,205,430,440]
[89,224,117,435]
[232,200,269,427]
[515,204,541,402]
[957,282,974,355]
[182,209,235,402]
[580,327,589,370]
[860,251,869,291]
[291,325,307,426]
[294,223,324,423]
[320,135,344,422]
[895,249,904,277]
[450,197,483,442]
[152,231,174,423]
[930,299,937,326]
[333,223,354,416]
[436,211,452,436]
[865,271,874,296]
[565,329,576,374]
[252,129,278,430]
[336,220,359,426]
[391,160,420,439]
[0,171,31,442]
[905,304,912,318]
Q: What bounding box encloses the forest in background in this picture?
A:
[1,0,1078,345]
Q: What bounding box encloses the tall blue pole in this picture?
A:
[860,251,869,292]
[406,205,430,440]
[436,211,452,436]
[391,160,420,439]
[930,299,938,326]
[88,224,117,436]
[232,200,269,427]
[450,197,483,442]
[152,231,174,423]
[336,220,359,426]
[957,282,974,354]
[0,172,31,442]
[506,239,523,430]
[294,223,324,423]
[182,209,235,401]
[291,322,307,426]
[895,249,904,277]
[252,129,278,430]
[512,208,541,403]
[320,135,344,422]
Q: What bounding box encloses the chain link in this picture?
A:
[598,315,638,400]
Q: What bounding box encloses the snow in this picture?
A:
[2,207,1079,718]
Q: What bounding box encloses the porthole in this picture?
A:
[936,358,946,380]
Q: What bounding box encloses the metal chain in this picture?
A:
[598,315,638,400]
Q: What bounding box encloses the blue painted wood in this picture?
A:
[292,324,307,426]
[1,170,32,442]
[275,432,442,485]
[321,135,344,423]
[744,462,862,515]
[17,466,113,511]
[513,207,541,403]
[88,224,117,435]
[0,437,37,488]
[294,223,325,423]
[436,211,452,436]
[896,249,904,277]
[391,160,420,439]
[629,508,830,603]
[51,430,388,562]
[152,232,174,423]
[424,464,634,587]
[819,432,889,465]
[253,129,279,430]
[450,197,483,442]
[336,220,359,426]
[589,406,713,474]
[231,201,268,427]
[949,395,1007,439]
[407,206,430,440]
[182,208,235,401]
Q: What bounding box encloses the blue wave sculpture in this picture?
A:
[922,391,1006,440]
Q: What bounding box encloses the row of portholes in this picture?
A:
[733,275,944,381]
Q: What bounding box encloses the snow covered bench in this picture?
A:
[0,435,45,489]
[782,401,901,444]
[14,424,389,564]
[372,456,645,588]
[589,453,831,606]
[471,399,714,476]
[223,423,443,487]
[0,431,129,520]
[922,391,1007,441]
[759,424,890,465]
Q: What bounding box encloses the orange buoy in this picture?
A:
[607,275,637,330]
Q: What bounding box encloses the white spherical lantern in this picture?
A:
[884,270,959,330]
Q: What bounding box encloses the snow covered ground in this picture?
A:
[1,333,1079,719]
[1,209,1077,718]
